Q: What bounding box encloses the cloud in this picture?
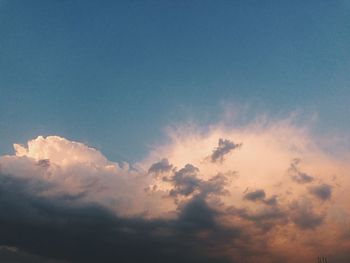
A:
[148,158,173,175]
[13,135,111,167]
[0,136,173,218]
[290,201,326,229]
[169,164,201,197]
[0,170,237,263]
[288,159,314,184]
[0,246,67,263]
[243,189,278,206]
[243,189,266,202]
[153,163,230,201]
[231,205,289,232]
[210,138,241,163]
[1,115,350,262]
[309,184,332,201]
[264,195,278,206]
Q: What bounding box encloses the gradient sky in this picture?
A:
[2,1,350,262]
[1,0,350,162]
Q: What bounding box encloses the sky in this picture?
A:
[1,0,350,161]
[1,1,350,262]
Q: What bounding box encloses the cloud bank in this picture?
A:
[1,117,350,262]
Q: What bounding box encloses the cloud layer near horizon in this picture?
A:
[1,117,350,262]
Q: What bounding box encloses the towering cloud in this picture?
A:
[0,117,350,262]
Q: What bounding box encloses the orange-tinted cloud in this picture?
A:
[0,116,349,262]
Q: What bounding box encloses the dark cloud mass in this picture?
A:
[243,189,266,202]
[169,164,201,197]
[264,196,278,206]
[1,165,332,263]
[211,139,241,163]
[290,201,325,229]
[148,158,173,174]
[165,164,230,199]
[0,171,234,263]
[229,202,289,231]
[309,184,332,201]
[243,189,278,206]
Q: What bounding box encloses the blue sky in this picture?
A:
[1,0,350,161]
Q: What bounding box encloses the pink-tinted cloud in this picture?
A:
[0,116,349,262]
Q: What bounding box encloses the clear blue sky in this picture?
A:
[1,0,350,161]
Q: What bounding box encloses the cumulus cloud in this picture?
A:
[0,171,235,263]
[1,116,350,262]
[0,136,173,217]
[168,164,201,197]
[148,162,231,203]
[13,135,111,166]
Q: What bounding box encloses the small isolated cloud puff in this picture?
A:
[210,138,241,163]
[309,184,332,201]
[244,189,266,201]
[243,189,278,206]
[148,158,173,174]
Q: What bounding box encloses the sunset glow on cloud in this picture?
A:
[2,1,350,262]
[1,116,349,262]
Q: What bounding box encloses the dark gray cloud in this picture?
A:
[290,202,325,229]
[167,164,230,199]
[309,184,332,201]
[169,164,201,197]
[148,158,173,174]
[0,168,297,263]
[243,189,266,202]
[0,171,237,263]
[264,195,278,206]
[199,173,231,197]
[243,189,278,206]
[227,205,289,233]
[288,159,314,184]
[211,139,241,163]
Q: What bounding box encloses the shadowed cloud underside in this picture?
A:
[0,117,349,263]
